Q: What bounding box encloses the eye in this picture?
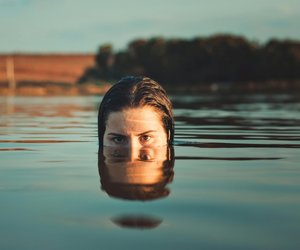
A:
[112,136,127,144]
[139,135,152,144]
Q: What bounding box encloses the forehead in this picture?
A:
[105,107,163,133]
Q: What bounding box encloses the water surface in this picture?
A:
[1,94,300,250]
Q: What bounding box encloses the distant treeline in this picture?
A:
[79,34,300,85]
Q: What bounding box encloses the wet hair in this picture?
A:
[98,76,174,145]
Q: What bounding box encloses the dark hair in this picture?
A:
[98,76,174,145]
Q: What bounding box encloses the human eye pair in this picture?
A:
[110,134,153,145]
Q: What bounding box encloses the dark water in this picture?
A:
[1,94,300,250]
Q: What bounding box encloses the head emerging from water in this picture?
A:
[98,76,174,147]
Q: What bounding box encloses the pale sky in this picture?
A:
[0,0,299,53]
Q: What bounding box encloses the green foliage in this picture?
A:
[80,35,300,85]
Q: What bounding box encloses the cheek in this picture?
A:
[158,131,168,145]
[160,120,169,141]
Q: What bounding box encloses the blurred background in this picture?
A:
[0,0,300,95]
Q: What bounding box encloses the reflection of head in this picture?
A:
[98,76,174,145]
[98,146,175,201]
[112,215,162,230]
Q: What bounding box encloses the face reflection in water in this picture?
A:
[98,145,174,201]
[98,145,174,229]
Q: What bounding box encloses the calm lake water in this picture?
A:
[1,94,300,250]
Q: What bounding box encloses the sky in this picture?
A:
[0,0,299,53]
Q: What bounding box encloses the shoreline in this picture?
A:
[1,80,300,96]
[0,83,111,96]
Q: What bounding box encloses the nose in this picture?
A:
[128,137,141,161]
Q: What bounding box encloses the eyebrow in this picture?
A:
[107,130,157,136]
[137,130,157,136]
[107,133,125,136]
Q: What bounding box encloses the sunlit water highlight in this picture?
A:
[0,95,300,250]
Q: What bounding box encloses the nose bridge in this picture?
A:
[128,135,140,161]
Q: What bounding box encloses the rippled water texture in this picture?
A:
[1,95,300,250]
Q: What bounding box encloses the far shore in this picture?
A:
[0,83,111,96]
[1,80,300,96]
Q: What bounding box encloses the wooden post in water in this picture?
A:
[6,55,16,94]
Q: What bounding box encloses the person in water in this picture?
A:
[97,76,175,201]
[98,76,174,147]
